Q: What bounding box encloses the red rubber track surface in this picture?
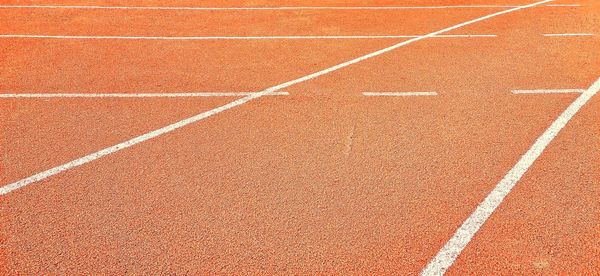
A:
[1,0,598,274]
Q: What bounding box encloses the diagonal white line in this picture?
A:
[421,76,600,275]
[0,0,553,195]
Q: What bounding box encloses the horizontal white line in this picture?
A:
[0,5,535,11]
[512,89,585,94]
[363,92,438,96]
[545,4,581,7]
[0,92,289,98]
[542,33,594,37]
[0,34,497,40]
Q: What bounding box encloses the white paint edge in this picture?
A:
[421,76,600,275]
[0,5,531,11]
[0,0,552,195]
[511,89,585,94]
[0,92,289,98]
[0,34,497,40]
[363,92,438,96]
[542,33,594,37]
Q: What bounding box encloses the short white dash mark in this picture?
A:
[363,92,438,97]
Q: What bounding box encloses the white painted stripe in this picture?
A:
[0,34,497,40]
[0,0,552,195]
[545,4,581,7]
[260,0,553,93]
[0,95,259,195]
[0,5,527,11]
[363,92,438,96]
[512,89,585,94]
[542,33,594,37]
[0,92,289,98]
[421,76,600,275]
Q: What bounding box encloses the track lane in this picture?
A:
[0,39,398,92]
[2,0,598,274]
[0,7,498,37]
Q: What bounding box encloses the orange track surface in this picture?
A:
[1,0,598,274]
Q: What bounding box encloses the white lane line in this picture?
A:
[0,34,497,40]
[512,89,585,94]
[363,92,438,96]
[421,76,600,275]
[0,92,289,98]
[0,0,552,195]
[0,95,257,195]
[0,4,550,11]
[260,0,553,93]
[542,33,594,37]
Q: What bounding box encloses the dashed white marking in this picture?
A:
[0,4,559,11]
[0,0,553,195]
[542,33,594,37]
[421,76,600,275]
[0,34,497,40]
[363,92,438,96]
[0,92,289,98]
[512,89,585,94]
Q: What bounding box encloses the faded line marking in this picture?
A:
[0,92,289,98]
[421,76,600,275]
[0,34,497,40]
[512,89,584,94]
[0,0,552,195]
[363,92,438,97]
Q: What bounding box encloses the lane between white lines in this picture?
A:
[0,34,497,40]
[363,92,438,96]
[512,89,585,94]
[0,0,554,196]
[0,92,289,98]
[421,76,600,275]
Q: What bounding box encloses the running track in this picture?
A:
[1,0,599,274]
